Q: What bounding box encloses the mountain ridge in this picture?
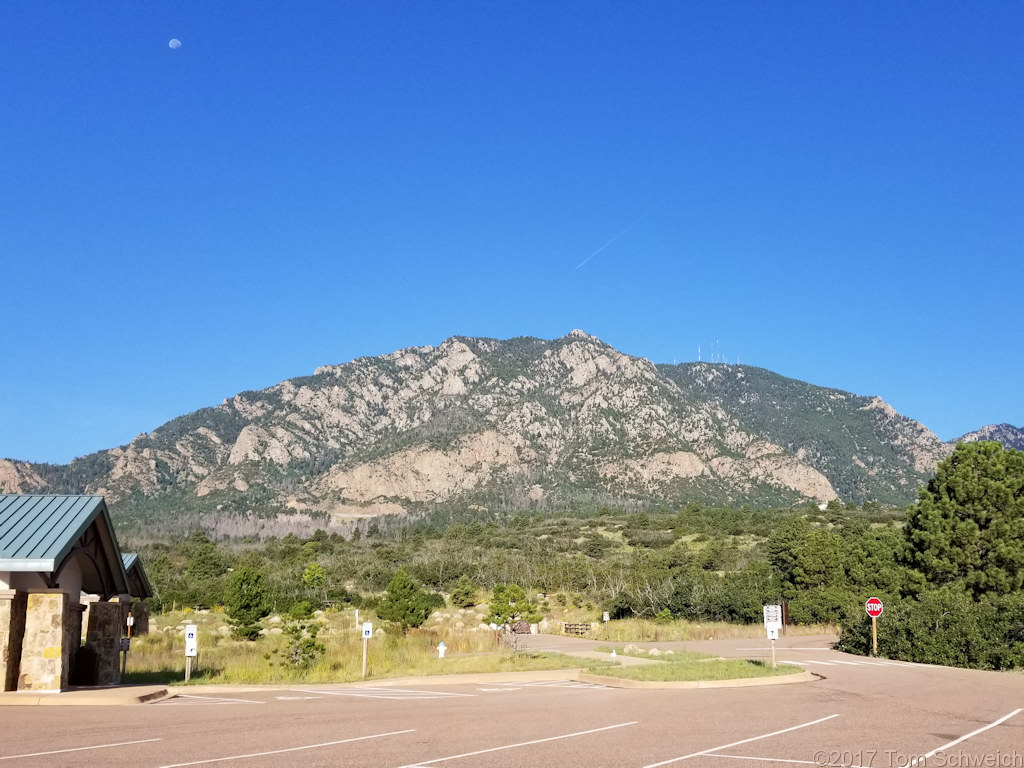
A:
[1,330,1008,535]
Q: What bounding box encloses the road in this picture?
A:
[1,634,1021,768]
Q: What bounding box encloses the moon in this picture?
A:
[168,38,181,50]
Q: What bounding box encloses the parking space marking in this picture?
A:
[508,680,610,689]
[155,729,415,768]
[390,721,638,768]
[701,755,831,766]
[910,709,1023,767]
[642,714,840,768]
[291,686,475,700]
[0,738,161,762]
[161,694,265,705]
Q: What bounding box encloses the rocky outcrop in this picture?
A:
[0,460,47,494]
[951,423,1024,451]
[8,330,963,525]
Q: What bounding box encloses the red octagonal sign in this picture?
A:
[865,597,884,618]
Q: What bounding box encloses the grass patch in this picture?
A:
[584,657,801,682]
[594,645,710,662]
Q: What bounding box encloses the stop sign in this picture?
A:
[865,597,884,618]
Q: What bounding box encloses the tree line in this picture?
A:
[131,442,1024,670]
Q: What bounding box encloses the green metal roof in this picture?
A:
[0,495,123,576]
[122,552,154,599]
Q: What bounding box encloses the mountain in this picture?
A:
[0,331,955,535]
[950,423,1024,451]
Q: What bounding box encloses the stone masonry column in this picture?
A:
[82,601,123,685]
[0,590,27,692]
[132,602,150,635]
[18,591,72,691]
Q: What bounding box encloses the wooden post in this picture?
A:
[871,616,878,656]
[361,636,368,680]
[185,656,192,682]
[771,638,777,669]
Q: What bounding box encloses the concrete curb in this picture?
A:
[0,685,171,706]
[577,669,817,689]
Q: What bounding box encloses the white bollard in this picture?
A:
[438,641,447,659]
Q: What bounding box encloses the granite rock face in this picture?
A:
[4,331,961,528]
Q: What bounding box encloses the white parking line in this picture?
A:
[642,714,840,768]
[292,686,474,700]
[155,729,415,768]
[161,694,265,705]
[390,721,638,768]
[702,755,836,766]
[0,738,161,761]
[910,709,1023,767]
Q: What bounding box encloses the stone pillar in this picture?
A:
[0,590,27,692]
[82,601,123,685]
[132,602,150,636]
[18,592,72,691]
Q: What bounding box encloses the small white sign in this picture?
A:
[763,604,783,630]
[361,622,373,639]
[126,615,135,627]
[184,624,198,657]
[767,626,779,641]
[603,612,610,623]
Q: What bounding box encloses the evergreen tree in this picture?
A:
[225,565,271,640]
[904,442,1024,597]
[376,569,438,631]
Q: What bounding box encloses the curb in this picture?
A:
[0,685,171,706]
[576,669,816,689]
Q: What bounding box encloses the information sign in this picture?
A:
[362,622,373,639]
[763,604,783,629]
[184,624,198,657]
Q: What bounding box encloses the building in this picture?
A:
[0,494,152,691]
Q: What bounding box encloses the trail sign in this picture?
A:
[184,624,198,657]
[865,598,884,618]
[763,604,783,630]
[362,622,373,639]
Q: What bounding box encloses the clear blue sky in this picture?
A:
[2,2,1021,464]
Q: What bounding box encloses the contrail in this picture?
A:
[575,211,650,269]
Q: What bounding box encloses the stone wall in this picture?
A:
[18,592,72,691]
[0,590,27,692]
[81,601,123,686]
[132,602,150,636]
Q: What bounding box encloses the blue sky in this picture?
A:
[2,2,1021,464]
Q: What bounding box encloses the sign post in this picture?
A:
[120,613,135,680]
[184,623,198,682]
[865,598,884,656]
[763,605,783,669]
[361,622,373,679]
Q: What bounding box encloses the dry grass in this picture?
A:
[587,618,835,643]
[123,608,579,685]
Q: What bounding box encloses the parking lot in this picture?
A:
[1,637,1022,768]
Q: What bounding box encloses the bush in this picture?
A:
[837,588,1024,669]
